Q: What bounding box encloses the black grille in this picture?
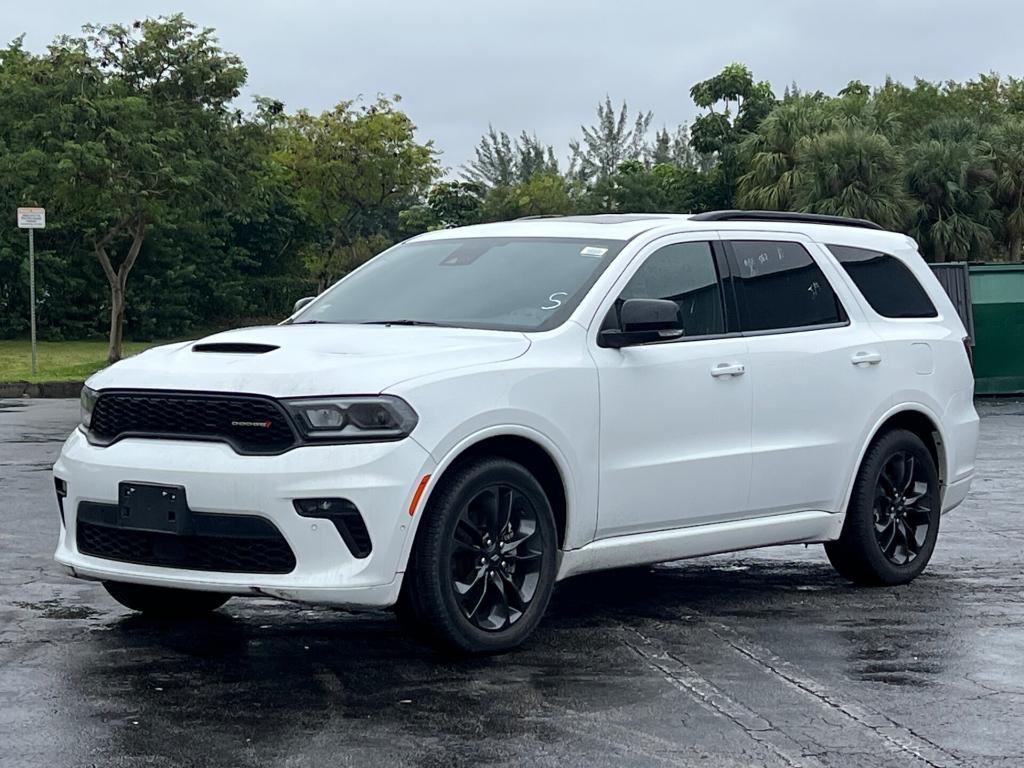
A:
[89,391,296,454]
[76,513,296,574]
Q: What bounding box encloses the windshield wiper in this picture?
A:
[361,319,443,327]
[289,320,336,325]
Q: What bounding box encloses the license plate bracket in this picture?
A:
[118,482,192,535]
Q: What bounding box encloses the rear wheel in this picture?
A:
[103,581,231,617]
[825,429,940,586]
[400,458,558,653]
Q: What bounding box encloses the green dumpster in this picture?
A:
[970,264,1024,394]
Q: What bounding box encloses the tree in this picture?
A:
[689,63,775,153]
[793,128,910,230]
[514,132,560,181]
[606,159,659,212]
[0,39,67,337]
[737,96,829,210]
[396,180,488,234]
[211,102,314,323]
[650,128,673,165]
[904,119,995,262]
[568,97,652,186]
[396,204,440,238]
[689,63,775,204]
[988,117,1024,260]
[463,127,558,187]
[463,126,516,187]
[279,96,440,291]
[648,124,704,169]
[827,84,901,137]
[482,172,571,220]
[871,78,948,143]
[44,16,248,362]
[607,160,703,213]
[300,233,391,294]
[428,181,486,228]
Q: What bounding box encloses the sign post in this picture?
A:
[17,207,45,376]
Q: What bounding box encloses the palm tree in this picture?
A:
[987,117,1024,260]
[736,97,829,210]
[904,119,996,262]
[792,127,911,231]
[826,87,902,138]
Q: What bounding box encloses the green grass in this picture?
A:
[0,339,156,383]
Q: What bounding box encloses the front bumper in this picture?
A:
[53,429,435,608]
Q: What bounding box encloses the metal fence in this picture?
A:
[930,262,975,343]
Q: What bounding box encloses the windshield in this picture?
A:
[291,236,626,331]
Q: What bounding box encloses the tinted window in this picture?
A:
[826,244,938,318]
[292,237,625,332]
[726,241,845,332]
[613,242,724,337]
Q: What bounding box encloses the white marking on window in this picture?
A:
[542,292,569,310]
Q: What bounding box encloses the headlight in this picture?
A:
[282,396,418,443]
[80,385,98,430]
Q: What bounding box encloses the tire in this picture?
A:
[400,457,559,653]
[103,581,231,617]
[825,429,941,586]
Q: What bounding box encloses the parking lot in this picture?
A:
[1,398,1022,767]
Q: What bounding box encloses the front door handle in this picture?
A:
[711,362,746,378]
[851,350,882,366]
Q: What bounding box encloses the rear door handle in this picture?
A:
[711,362,746,378]
[851,350,882,366]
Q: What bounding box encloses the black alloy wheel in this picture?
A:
[825,428,940,586]
[450,484,544,631]
[398,458,558,653]
[872,450,933,566]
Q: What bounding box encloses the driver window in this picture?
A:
[610,241,725,337]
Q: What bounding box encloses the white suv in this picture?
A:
[54,211,979,652]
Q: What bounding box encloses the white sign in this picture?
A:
[17,207,45,229]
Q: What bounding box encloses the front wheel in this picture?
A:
[400,458,558,653]
[825,429,940,586]
[103,581,231,617]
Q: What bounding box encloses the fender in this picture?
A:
[835,401,948,529]
[394,424,579,576]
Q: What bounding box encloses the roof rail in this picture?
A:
[689,210,884,231]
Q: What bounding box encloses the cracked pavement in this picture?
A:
[1,398,1022,767]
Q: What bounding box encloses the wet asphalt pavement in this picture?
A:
[1,399,1023,767]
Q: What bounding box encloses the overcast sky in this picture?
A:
[5,0,1023,175]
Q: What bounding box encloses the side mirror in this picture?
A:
[600,298,683,349]
[292,296,315,314]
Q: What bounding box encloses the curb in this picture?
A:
[0,381,84,399]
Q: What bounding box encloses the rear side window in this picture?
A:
[614,241,725,337]
[725,241,846,332]
[826,244,938,318]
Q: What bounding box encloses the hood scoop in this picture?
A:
[192,342,279,355]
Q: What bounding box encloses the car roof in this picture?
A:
[410,214,916,252]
